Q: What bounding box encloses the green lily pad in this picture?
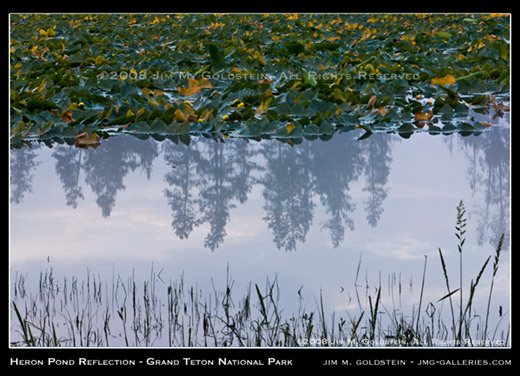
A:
[9,13,509,143]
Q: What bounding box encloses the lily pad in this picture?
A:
[9,13,509,143]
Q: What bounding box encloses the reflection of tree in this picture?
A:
[163,138,260,251]
[459,126,510,249]
[228,140,262,205]
[257,132,395,250]
[14,131,399,252]
[52,147,84,208]
[164,133,394,251]
[83,137,158,217]
[163,140,202,240]
[361,134,394,227]
[196,139,259,251]
[52,136,158,217]
[260,141,315,251]
[310,134,363,247]
[10,145,41,204]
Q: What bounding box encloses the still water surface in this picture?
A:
[9,121,510,346]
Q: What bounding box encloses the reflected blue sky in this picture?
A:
[9,123,510,342]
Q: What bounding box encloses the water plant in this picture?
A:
[437,200,505,346]
[10,14,509,145]
[10,217,508,347]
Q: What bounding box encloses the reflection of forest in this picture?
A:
[458,125,510,250]
[10,126,509,252]
[162,133,394,251]
[10,144,41,204]
[50,137,158,217]
[163,139,261,251]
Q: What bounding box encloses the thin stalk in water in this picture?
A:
[484,233,504,343]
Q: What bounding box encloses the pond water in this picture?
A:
[9,114,510,347]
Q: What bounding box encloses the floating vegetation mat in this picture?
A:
[10,14,509,145]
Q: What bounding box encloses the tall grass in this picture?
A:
[437,200,505,346]
[484,233,504,343]
[10,204,509,347]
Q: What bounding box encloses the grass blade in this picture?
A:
[437,288,460,302]
[438,248,456,335]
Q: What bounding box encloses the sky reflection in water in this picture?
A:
[10,122,510,330]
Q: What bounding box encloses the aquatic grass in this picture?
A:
[10,261,508,347]
[368,287,381,342]
[438,247,457,336]
[484,233,504,343]
[10,204,509,347]
[415,255,428,335]
[12,301,36,346]
[437,200,506,346]
[456,200,466,340]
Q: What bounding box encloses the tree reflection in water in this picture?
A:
[10,143,41,205]
[9,125,509,252]
[459,125,510,250]
[50,137,158,217]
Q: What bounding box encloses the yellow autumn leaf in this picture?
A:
[94,55,107,66]
[67,102,82,110]
[147,98,160,107]
[414,110,434,122]
[431,74,456,86]
[198,78,213,89]
[142,87,153,97]
[291,81,303,90]
[153,89,165,97]
[366,95,377,111]
[11,121,26,137]
[149,16,161,25]
[74,132,100,148]
[377,106,390,116]
[252,50,266,64]
[255,97,273,115]
[174,102,197,122]
[61,110,74,123]
[178,77,213,96]
[286,122,295,133]
[136,108,146,119]
[179,101,195,115]
[199,109,214,122]
[174,108,187,122]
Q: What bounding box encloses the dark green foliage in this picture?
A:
[10,14,510,143]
